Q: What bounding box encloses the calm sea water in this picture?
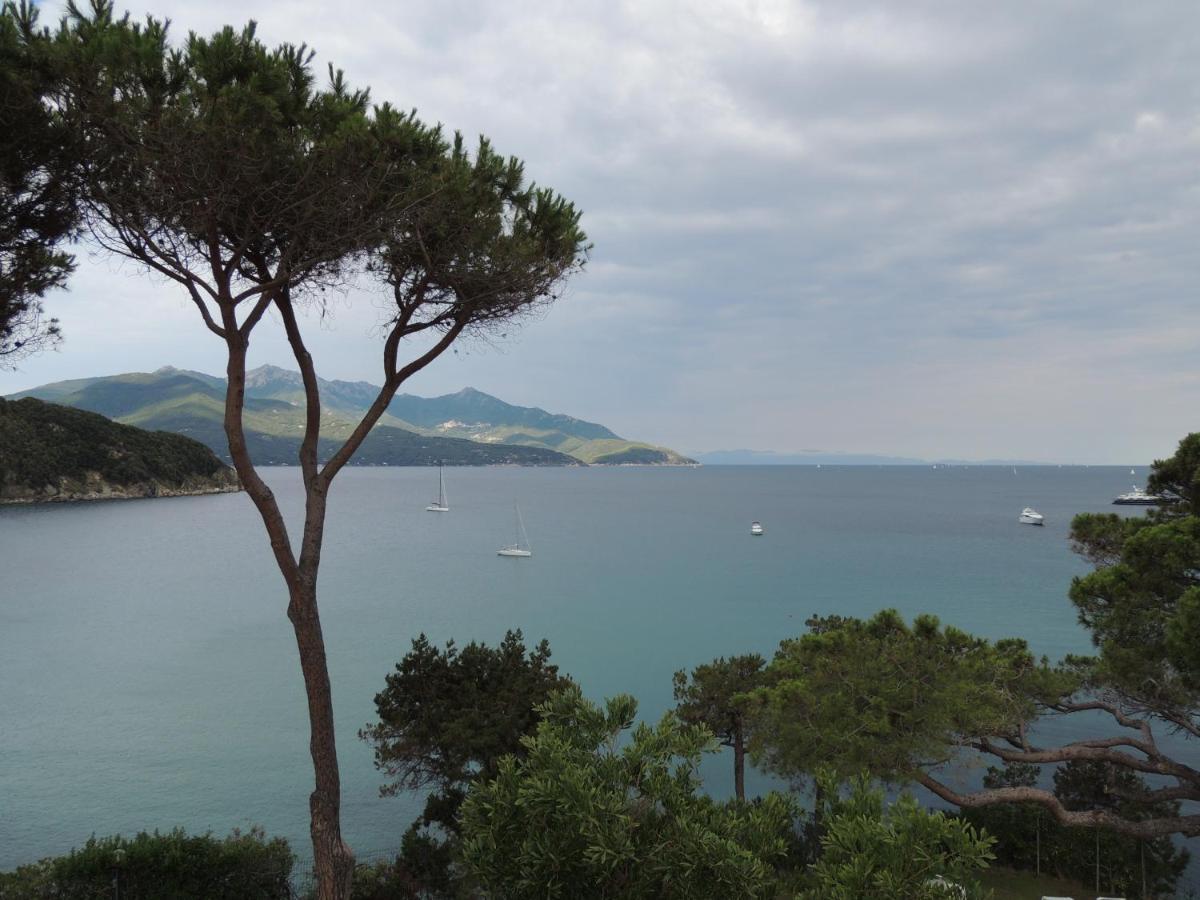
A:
[0,465,1186,868]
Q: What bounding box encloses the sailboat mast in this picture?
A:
[515,502,530,551]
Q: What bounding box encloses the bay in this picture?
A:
[0,464,1180,868]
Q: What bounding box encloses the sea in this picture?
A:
[1,464,1195,872]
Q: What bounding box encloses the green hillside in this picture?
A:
[0,397,239,502]
[12,367,694,466]
[465,426,694,465]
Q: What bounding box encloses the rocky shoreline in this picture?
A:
[0,468,241,505]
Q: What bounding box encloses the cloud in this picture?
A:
[3,0,1197,463]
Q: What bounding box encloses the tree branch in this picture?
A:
[184,278,226,338]
[914,771,1200,838]
[971,736,1200,785]
[219,316,299,590]
[318,318,467,485]
[1051,699,1156,745]
[239,288,277,338]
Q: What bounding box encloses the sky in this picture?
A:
[4,0,1199,463]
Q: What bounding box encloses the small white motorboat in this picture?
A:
[1019,508,1044,526]
[750,521,764,536]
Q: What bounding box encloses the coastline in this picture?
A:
[0,470,242,505]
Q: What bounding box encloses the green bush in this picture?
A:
[0,827,293,899]
[459,687,797,899]
[802,772,995,899]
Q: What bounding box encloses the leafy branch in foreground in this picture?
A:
[0,1,80,365]
[459,686,796,899]
[805,771,995,899]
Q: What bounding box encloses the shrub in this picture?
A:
[0,827,293,899]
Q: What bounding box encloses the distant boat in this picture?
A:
[497,503,532,557]
[426,462,449,512]
[1113,485,1173,506]
[1019,507,1044,526]
[751,521,764,536]
[1130,468,1136,475]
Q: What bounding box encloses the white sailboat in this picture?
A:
[425,463,449,512]
[497,503,532,557]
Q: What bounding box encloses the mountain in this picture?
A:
[228,365,690,464]
[0,396,240,503]
[387,387,693,464]
[10,366,692,466]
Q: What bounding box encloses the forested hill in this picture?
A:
[0,397,240,503]
[11,366,694,465]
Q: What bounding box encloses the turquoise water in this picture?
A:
[0,465,1182,867]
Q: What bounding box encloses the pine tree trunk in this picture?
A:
[222,340,355,898]
[289,580,354,899]
[733,722,746,801]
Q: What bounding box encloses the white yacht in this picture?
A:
[1018,508,1044,526]
[498,503,533,557]
[425,462,449,512]
[1113,486,1165,506]
[751,521,764,536]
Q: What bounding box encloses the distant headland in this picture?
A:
[0,397,240,504]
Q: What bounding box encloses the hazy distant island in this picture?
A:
[10,366,696,468]
[0,397,240,504]
[691,448,1049,466]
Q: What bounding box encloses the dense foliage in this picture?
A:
[804,773,995,899]
[0,396,233,495]
[362,630,571,804]
[0,828,292,899]
[673,653,765,800]
[0,1,79,364]
[960,763,1188,898]
[1146,432,1200,514]
[1068,433,1200,716]
[360,631,571,894]
[746,610,1065,782]
[459,687,797,899]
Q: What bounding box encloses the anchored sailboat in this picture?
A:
[426,462,449,512]
[497,503,532,557]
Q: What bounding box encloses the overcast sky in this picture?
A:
[4,1,1198,463]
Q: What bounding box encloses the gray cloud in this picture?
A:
[3,0,1197,462]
